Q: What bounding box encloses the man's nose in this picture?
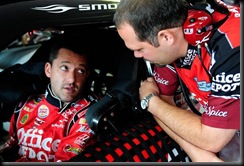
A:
[134,51,142,58]
[67,71,76,83]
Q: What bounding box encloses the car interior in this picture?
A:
[0,0,192,162]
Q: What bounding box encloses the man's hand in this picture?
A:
[139,77,159,100]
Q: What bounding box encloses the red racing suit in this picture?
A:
[0,84,100,162]
[153,2,240,161]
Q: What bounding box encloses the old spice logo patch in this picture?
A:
[153,71,169,86]
[20,114,29,124]
[38,105,49,118]
[205,106,228,117]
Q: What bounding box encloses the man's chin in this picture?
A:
[154,63,166,68]
[62,95,76,103]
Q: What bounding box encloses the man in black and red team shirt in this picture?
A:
[114,0,240,162]
[0,36,100,162]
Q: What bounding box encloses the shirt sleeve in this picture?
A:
[153,64,179,96]
[202,96,240,129]
[202,46,240,130]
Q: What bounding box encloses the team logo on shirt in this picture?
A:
[38,105,49,118]
[212,72,240,93]
[74,135,91,146]
[34,118,45,126]
[17,128,61,161]
[205,106,228,117]
[20,114,29,124]
[63,144,82,154]
[23,106,34,112]
[153,72,169,86]
[194,77,211,92]
[79,118,86,124]
[180,48,197,69]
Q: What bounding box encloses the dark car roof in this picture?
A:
[0,0,119,51]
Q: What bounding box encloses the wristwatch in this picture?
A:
[140,93,157,110]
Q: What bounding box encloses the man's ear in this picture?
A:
[45,62,51,78]
[158,29,174,46]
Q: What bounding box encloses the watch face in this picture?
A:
[141,99,148,110]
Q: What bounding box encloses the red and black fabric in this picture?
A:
[69,113,191,162]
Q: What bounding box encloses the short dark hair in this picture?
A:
[113,0,190,46]
[49,34,91,70]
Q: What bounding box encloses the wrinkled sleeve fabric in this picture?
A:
[153,64,179,96]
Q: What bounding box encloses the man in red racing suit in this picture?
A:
[0,36,100,162]
[153,2,240,162]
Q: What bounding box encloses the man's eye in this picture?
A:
[78,69,85,74]
[61,66,68,71]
